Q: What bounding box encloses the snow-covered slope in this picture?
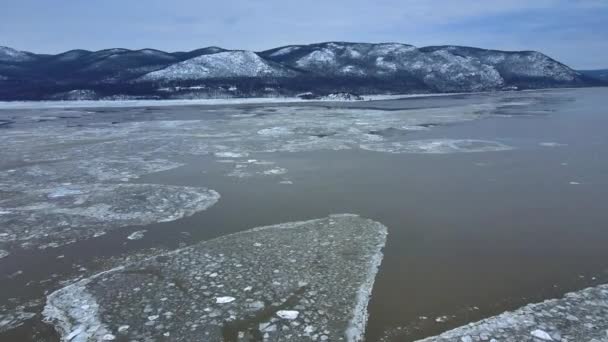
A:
[261,42,505,91]
[140,50,297,81]
[420,46,581,83]
[0,46,34,62]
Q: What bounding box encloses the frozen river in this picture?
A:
[1,88,608,341]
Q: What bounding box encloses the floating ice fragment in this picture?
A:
[0,250,8,259]
[569,181,580,185]
[262,167,288,175]
[276,310,299,320]
[215,151,249,158]
[539,142,566,147]
[0,309,36,333]
[435,316,449,323]
[0,183,219,249]
[216,296,236,304]
[530,329,553,340]
[127,230,146,241]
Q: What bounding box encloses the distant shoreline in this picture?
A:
[0,87,601,109]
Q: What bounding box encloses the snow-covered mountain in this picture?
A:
[140,51,297,81]
[0,42,601,100]
[260,42,584,92]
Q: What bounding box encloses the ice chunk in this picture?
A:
[127,230,147,241]
[216,297,236,304]
[531,329,553,340]
[258,127,293,136]
[276,310,299,320]
[44,214,387,342]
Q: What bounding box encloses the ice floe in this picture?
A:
[43,214,387,342]
[360,139,512,154]
[0,183,219,250]
[416,284,608,342]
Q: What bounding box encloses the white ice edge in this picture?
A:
[43,266,125,342]
[346,221,388,342]
[0,87,584,110]
[0,93,466,109]
[43,213,387,341]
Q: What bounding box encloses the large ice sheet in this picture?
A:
[416,284,608,342]
[0,92,466,110]
[0,183,219,250]
[44,214,388,341]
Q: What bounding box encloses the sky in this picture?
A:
[1,0,606,69]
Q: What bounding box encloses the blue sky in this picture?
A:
[1,0,606,68]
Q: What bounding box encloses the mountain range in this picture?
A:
[0,42,604,101]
